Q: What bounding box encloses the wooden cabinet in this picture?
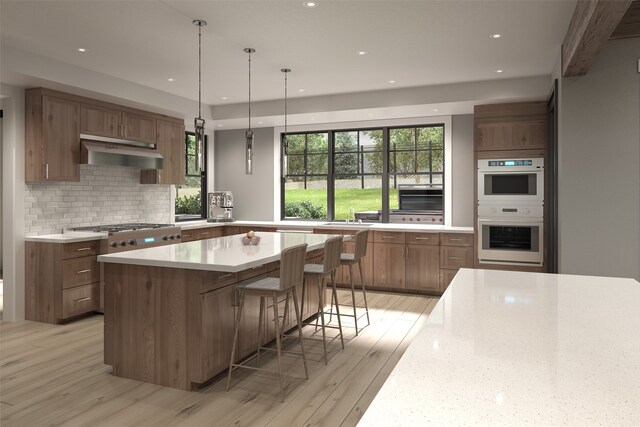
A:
[26,239,101,323]
[439,233,474,292]
[200,286,236,380]
[372,231,405,289]
[25,90,81,182]
[474,102,548,152]
[179,226,224,241]
[25,87,184,184]
[140,119,185,185]
[222,226,241,236]
[405,232,440,293]
[180,229,195,242]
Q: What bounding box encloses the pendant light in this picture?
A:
[244,48,256,175]
[281,68,291,176]
[193,19,207,172]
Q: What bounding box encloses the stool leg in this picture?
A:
[272,291,285,402]
[227,289,245,391]
[281,291,290,343]
[291,287,308,378]
[300,277,307,322]
[331,270,344,349]
[318,276,328,364]
[359,259,370,327]
[256,296,265,367]
[349,262,359,336]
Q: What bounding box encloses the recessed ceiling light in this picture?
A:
[167,78,175,82]
[217,124,223,127]
[489,34,502,39]
[388,80,396,84]
[298,89,305,93]
[303,1,318,8]
[433,108,440,112]
[496,69,503,73]
[77,48,87,52]
[221,96,228,100]
[258,121,264,124]
[357,51,367,56]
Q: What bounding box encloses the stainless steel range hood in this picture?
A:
[81,139,163,169]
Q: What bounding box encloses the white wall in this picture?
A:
[558,38,640,280]
[1,84,26,321]
[0,111,3,274]
[451,115,474,227]
[213,127,275,221]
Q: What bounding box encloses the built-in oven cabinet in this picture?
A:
[25,239,101,324]
[474,102,548,151]
[477,219,544,267]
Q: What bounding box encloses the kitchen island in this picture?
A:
[98,232,341,390]
[358,268,640,426]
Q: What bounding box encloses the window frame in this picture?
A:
[174,131,208,222]
[280,123,445,223]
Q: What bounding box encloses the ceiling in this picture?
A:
[1,0,576,109]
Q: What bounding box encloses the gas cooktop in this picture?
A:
[66,223,175,234]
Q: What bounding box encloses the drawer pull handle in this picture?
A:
[449,238,463,242]
[382,236,396,239]
[75,297,92,303]
[415,237,430,240]
[219,273,234,279]
[77,269,92,274]
[251,266,263,270]
[76,247,92,252]
[449,256,463,260]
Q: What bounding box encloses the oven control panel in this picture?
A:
[478,204,544,218]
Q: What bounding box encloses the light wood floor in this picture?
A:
[0,289,438,427]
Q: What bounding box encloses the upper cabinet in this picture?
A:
[25,89,81,182]
[474,102,548,151]
[81,104,156,145]
[140,119,186,185]
[25,88,184,184]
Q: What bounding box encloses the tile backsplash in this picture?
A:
[25,165,172,235]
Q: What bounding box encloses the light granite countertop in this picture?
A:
[97,231,342,272]
[358,268,640,426]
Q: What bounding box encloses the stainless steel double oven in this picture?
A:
[477,158,544,267]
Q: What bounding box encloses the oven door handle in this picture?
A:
[478,218,544,225]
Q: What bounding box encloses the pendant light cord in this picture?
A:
[248,50,252,131]
[198,24,202,119]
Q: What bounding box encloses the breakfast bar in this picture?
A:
[98,232,340,390]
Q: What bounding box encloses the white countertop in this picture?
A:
[25,232,106,243]
[98,231,342,272]
[359,268,640,426]
[178,219,474,233]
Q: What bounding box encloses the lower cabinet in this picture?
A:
[373,243,406,289]
[405,245,440,293]
[439,233,474,292]
[26,240,101,323]
[200,286,236,379]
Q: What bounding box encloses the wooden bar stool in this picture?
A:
[334,229,371,336]
[299,235,344,364]
[226,243,308,402]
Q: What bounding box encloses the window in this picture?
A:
[281,124,445,222]
[282,132,329,220]
[175,132,207,221]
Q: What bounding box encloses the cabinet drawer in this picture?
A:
[197,227,215,240]
[200,271,238,294]
[180,230,195,242]
[406,232,440,245]
[440,246,474,269]
[440,233,473,247]
[62,240,99,259]
[373,231,405,244]
[62,257,99,289]
[62,283,99,319]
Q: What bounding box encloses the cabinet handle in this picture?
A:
[251,266,263,270]
[77,269,91,274]
[76,247,91,252]
[449,238,463,242]
[218,273,234,280]
[75,297,91,303]
[449,256,463,260]
[415,237,430,240]
[382,236,396,239]
[45,164,49,180]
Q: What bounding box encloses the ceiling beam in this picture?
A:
[562,0,633,77]
[610,0,640,39]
